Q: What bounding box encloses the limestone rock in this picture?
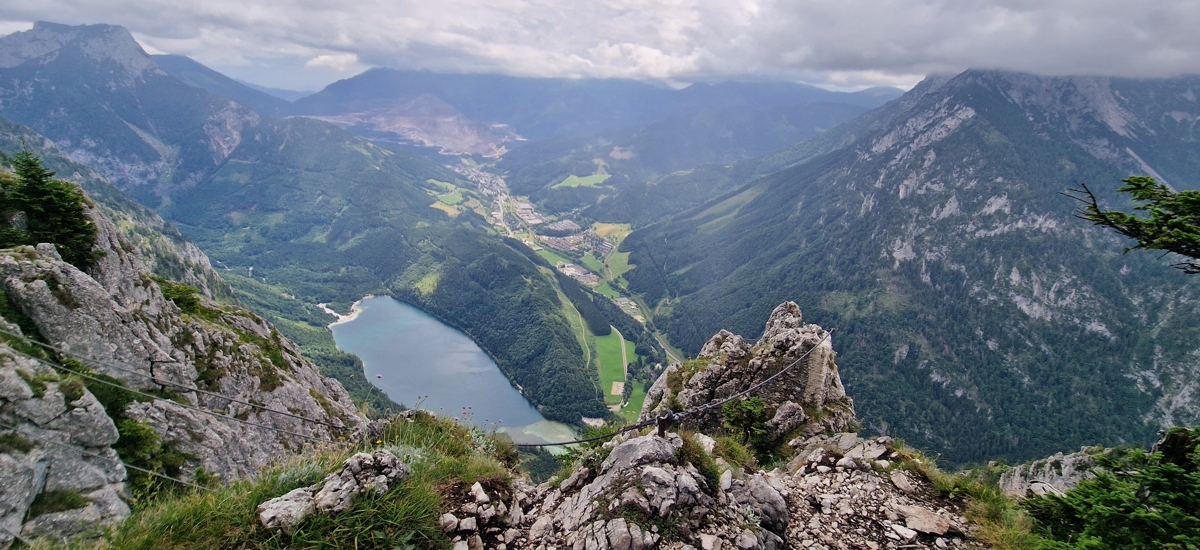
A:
[895,504,951,535]
[640,302,854,440]
[0,342,130,548]
[890,470,916,494]
[313,451,410,513]
[256,488,315,534]
[471,481,491,504]
[258,450,409,533]
[441,513,459,532]
[999,449,1100,499]
[0,208,367,486]
[731,474,789,536]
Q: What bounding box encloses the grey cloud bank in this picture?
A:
[1,0,1197,91]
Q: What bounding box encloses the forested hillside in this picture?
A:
[622,71,1200,465]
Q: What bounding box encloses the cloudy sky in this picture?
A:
[1,0,1197,92]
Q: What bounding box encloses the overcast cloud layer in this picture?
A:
[2,0,1197,91]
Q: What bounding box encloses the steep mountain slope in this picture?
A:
[587,76,960,227]
[0,117,233,301]
[0,22,262,204]
[153,54,291,116]
[622,70,1200,465]
[0,164,367,542]
[0,22,608,423]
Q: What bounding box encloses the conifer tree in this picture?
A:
[0,151,98,270]
[1068,176,1200,273]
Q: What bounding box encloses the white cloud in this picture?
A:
[2,0,1199,91]
[304,52,362,71]
[0,20,32,36]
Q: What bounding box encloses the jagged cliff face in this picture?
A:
[0,337,129,545]
[624,70,1200,465]
[640,302,855,440]
[0,202,367,545]
[0,22,260,196]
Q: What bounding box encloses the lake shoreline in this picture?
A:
[319,295,374,326]
[329,295,578,446]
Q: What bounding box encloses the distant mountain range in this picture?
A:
[620,70,1200,464]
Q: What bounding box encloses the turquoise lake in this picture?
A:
[329,296,576,446]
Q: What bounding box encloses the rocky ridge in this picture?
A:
[0,201,368,545]
[641,302,855,441]
[410,304,985,550]
[997,448,1100,499]
[463,431,983,550]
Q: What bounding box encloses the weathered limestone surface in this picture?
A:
[998,449,1101,499]
[433,429,985,550]
[0,339,128,549]
[258,450,411,533]
[0,206,369,545]
[640,302,855,439]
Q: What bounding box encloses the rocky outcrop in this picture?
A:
[997,448,1101,499]
[459,430,983,550]
[0,209,367,478]
[425,306,984,550]
[640,302,854,440]
[0,205,368,543]
[0,338,129,548]
[258,450,411,534]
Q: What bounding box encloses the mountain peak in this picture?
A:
[0,21,159,77]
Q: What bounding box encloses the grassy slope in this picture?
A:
[553,174,611,188]
[73,412,513,550]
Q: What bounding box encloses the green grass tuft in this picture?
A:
[27,491,91,520]
[82,411,512,550]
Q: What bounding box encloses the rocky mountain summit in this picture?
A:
[415,304,985,550]
[641,302,855,441]
[0,200,367,544]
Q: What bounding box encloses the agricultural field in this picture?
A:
[438,192,464,205]
[608,251,633,281]
[619,382,647,422]
[429,202,460,217]
[594,329,637,405]
[553,173,611,188]
[536,249,571,266]
[593,223,632,239]
[580,252,606,275]
[594,282,620,298]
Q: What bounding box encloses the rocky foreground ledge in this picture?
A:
[427,430,983,550]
